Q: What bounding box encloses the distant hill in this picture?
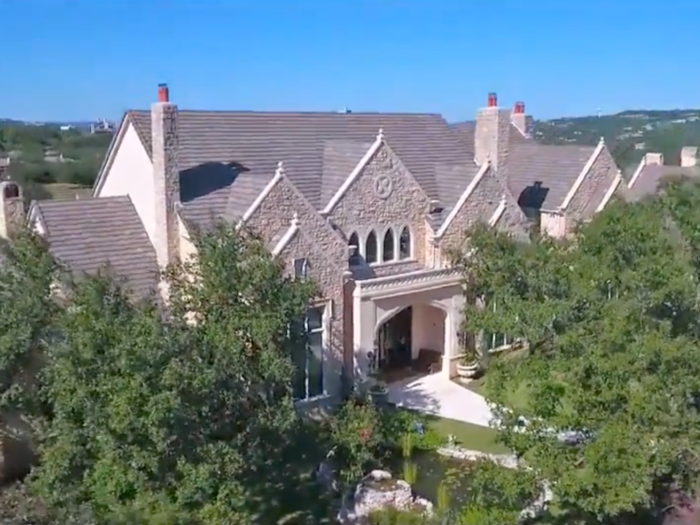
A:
[533,109,700,170]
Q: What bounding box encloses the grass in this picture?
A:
[423,414,510,455]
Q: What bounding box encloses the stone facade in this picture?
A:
[327,142,431,271]
[570,147,618,221]
[436,170,528,257]
[475,107,511,172]
[0,181,25,240]
[151,101,181,268]
[246,174,348,397]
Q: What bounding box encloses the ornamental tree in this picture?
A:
[33,223,318,524]
[453,193,700,522]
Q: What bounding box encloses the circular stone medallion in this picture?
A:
[374,175,393,199]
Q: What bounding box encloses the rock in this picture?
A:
[338,470,433,524]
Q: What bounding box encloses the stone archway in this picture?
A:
[372,302,448,378]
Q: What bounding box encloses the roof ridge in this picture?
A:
[126,108,446,118]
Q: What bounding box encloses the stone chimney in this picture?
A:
[511,101,532,137]
[0,181,25,240]
[474,92,512,171]
[681,146,697,167]
[151,83,180,268]
[644,152,664,166]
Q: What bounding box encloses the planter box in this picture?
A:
[368,388,389,404]
[456,361,480,379]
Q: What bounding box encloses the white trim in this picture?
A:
[271,212,301,256]
[238,161,286,229]
[321,129,384,215]
[488,195,507,227]
[559,137,606,211]
[92,114,132,197]
[435,161,491,238]
[353,268,462,300]
[627,158,646,189]
[596,170,623,213]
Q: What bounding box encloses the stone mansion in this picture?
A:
[0,84,670,403]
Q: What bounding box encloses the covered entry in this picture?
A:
[352,267,465,381]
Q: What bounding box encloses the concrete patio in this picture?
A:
[386,372,494,428]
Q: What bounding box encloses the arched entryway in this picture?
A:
[373,303,447,378]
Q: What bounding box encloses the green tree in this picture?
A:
[33,223,319,524]
[452,197,700,523]
[0,228,60,427]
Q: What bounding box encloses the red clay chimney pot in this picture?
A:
[488,92,497,107]
[157,83,169,103]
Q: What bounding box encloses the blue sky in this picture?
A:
[2,0,697,122]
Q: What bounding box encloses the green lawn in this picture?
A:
[423,414,510,455]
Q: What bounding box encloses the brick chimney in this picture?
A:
[151,83,180,268]
[0,181,25,240]
[681,146,697,168]
[474,92,511,171]
[511,101,532,137]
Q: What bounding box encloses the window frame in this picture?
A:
[292,303,329,403]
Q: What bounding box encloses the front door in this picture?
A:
[377,307,412,371]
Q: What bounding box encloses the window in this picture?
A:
[3,183,19,199]
[399,227,411,259]
[482,298,515,351]
[382,229,395,262]
[365,230,378,264]
[293,258,309,280]
[348,232,362,266]
[292,306,325,400]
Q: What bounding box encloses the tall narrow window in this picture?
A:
[348,232,361,266]
[399,227,411,259]
[292,306,325,400]
[293,258,309,280]
[366,230,378,264]
[382,229,395,262]
[482,299,512,351]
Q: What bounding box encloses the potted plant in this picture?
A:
[456,348,480,378]
[368,380,389,403]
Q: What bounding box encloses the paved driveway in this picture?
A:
[387,373,494,428]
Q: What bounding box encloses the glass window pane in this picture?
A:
[383,229,395,262]
[399,227,411,259]
[307,307,323,331]
[348,232,361,265]
[366,231,378,264]
[291,342,307,399]
[307,346,324,398]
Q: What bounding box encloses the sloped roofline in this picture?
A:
[627,158,647,189]
[271,213,301,256]
[92,112,151,197]
[321,129,385,215]
[434,161,491,239]
[596,170,623,213]
[559,137,606,211]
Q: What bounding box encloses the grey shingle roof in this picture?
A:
[625,164,700,202]
[33,196,159,298]
[127,110,477,225]
[506,143,596,210]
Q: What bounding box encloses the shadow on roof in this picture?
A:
[180,161,249,203]
[517,181,550,211]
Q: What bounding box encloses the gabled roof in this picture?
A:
[30,196,159,298]
[125,110,476,226]
[625,163,700,202]
[506,143,598,210]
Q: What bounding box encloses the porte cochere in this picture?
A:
[351,267,465,381]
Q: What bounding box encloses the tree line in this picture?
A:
[4,178,700,523]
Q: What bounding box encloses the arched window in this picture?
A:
[365,230,378,264]
[348,232,361,266]
[399,227,411,259]
[382,229,395,262]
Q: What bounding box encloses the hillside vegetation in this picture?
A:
[534,109,700,170]
[0,125,111,201]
